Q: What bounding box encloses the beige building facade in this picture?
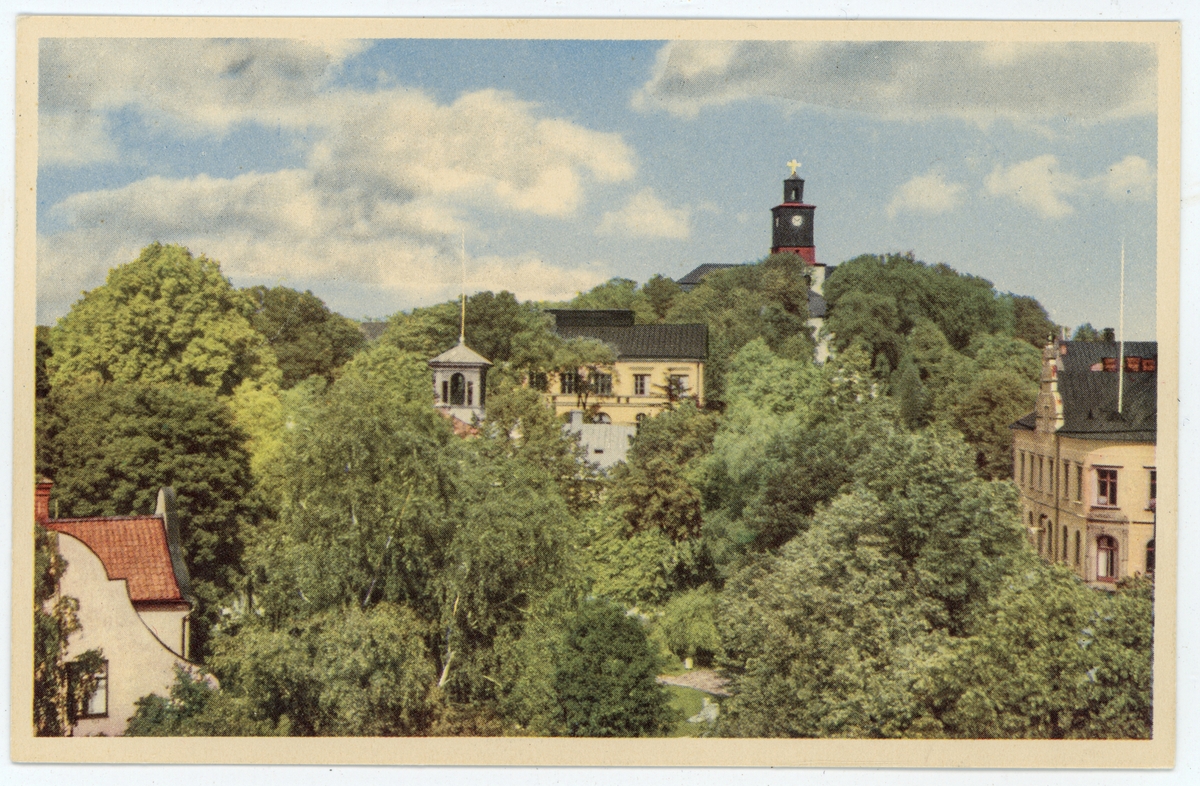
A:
[1012,340,1157,587]
[545,310,707,426]
[37,482,196,736]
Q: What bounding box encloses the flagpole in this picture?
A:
[1118,238,1125,414]
[460,231,467,345]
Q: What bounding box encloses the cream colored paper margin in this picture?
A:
[10,15,1181,768]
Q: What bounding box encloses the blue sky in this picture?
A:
[36,36,1159,339]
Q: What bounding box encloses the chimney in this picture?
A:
[35,478,53,523]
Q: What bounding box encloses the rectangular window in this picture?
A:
[633,374,649,396]
[1062,526,1068,563]
[668,375,690,396]
[1149,469,1157,508]
[1074,530,1081,567]
[1096,468,1119,507]
[1038,456,1044,491]
[68,659,108,719]
[1019,452,1025,486]
[1063,460,1070,500]
[560,372,579,395]
[1075,464,1083,502]
[1097,536,1118,581]
[591,373,613,396]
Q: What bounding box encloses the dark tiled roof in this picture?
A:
[546,309,636,328]
[44,516,187,606]
[1012,411,1036,431]
[676,263,741,290]
[556,324,708,360]
[1012,341,1157,441]
[1057,341,1157,441]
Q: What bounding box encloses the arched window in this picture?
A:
[1097,535,1118,582]
[1145,539,1155,574]
[441,380,449,404]
[450,373,465,406]
[467,381,474,406]
[594,412,612,424]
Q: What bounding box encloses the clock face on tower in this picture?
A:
[790,215,804,227]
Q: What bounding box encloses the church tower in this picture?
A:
[770,160,827,294]
[430,339,491,424]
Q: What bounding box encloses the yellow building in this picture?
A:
[1011,340,1157,588]
[544,309,707,426]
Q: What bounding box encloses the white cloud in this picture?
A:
[39,40,636,216]
[985,154,1154,218]
[39,38,368,147]
[1098,155,1155,201]
[985,155,1081,218]
[633,41,1156,123]
[596,189,691,239]
[37,40,642,320]
[886,171,966,219]
[36,166,613,322]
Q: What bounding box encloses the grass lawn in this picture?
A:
[665,684,719,737]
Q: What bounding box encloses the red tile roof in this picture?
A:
[44,515,186,606]
[436,408,480,437]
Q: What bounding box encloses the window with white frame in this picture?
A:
[633,374,649,396]
[68,658,108,719]
[1096,535,1118,582]
[1096,468,1118,507]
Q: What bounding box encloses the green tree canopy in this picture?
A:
[1007,294,1060,348]
[245,344,458,624]
[197,603,436,736]
[824,253,1009,354]
[560,277,657,323]
[37,381,256,655]
[553,600,673,737]
[48,243,274,396]
[244,285,366,389]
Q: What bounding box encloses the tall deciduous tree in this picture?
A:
[48,243,274,396]
[246,344,458,625]
[244,285,366,389]
[941,568,1153,739]
[664,254,813,403]
[37,381,256,656]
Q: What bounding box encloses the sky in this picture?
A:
[36,34,1160,338]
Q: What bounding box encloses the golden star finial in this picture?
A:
[787,159,801,177]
